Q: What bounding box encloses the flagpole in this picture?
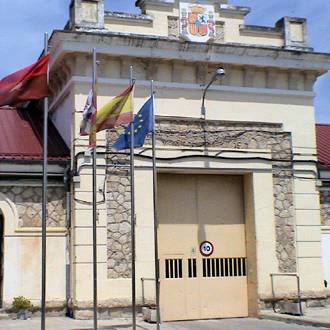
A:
[41,32,49,330]
[92,48,98,330]
[129,66,137,330]
[151,80,161,329]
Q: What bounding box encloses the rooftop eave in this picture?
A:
[0,161,69,179]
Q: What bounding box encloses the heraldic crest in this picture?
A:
[180,2,216,42]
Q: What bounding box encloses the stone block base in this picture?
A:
[278,301,306,315]
[72,307,135,320]
[142,307,157,323]
[259,294,330,311]
[2,300,67,319]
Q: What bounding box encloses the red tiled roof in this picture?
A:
[316,124,330,168]
[0,106,70,161]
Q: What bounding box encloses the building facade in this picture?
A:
[0,0,330,321]
[0,106,69,314]
[316,124,330,290]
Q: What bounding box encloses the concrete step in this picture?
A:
[0,312,10,320]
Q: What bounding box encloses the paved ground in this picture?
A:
[0,317,327,330]
[260,307,330,328]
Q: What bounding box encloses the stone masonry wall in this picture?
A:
[107,168,132,279]
[0,186,66,227]
[273,169,296,272]
[105,126,133,279]
[106,119,297,277]
[320,190,330,226]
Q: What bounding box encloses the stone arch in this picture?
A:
[0,192,19,236]
[0,192,20,307]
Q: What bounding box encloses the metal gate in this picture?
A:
[158,174,248,321]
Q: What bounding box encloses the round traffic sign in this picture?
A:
[200,241,214,257]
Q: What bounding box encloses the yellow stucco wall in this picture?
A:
[104,2,286,48]
[67,76,324,310]
[0,192,67,308]
[45,0,329,315]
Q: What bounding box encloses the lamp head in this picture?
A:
[216,67,226,76]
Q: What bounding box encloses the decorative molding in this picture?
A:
[214,22,225,43]
[168,16,179,40]
[70,76,316,98]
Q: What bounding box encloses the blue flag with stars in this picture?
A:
[112,96,154,151]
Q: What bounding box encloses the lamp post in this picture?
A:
[201,67,226,120]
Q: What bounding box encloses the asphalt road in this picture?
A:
[0,317,327,330]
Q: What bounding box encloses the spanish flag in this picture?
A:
[95,84,134,132]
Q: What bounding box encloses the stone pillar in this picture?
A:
[251,172,279,299]
[276,17,311,51]
[69,0,104,30]
[243,68,254,87]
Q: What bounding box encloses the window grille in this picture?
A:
[202,258,246,278]
[165,259,183,279]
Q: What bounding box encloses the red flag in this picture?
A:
[0,54,50,107]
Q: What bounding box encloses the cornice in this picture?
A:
[49,30,330,73]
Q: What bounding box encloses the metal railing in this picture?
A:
[270,273,303,316]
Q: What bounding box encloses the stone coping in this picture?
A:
[219,4,251,16]
[136,0,175,8]
[104,11,153,24]
[240,24,282,37]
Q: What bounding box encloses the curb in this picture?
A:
[259,313,330,328]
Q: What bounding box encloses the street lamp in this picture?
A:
[201,67,226,120]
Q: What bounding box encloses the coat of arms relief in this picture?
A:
[180,2,216,42]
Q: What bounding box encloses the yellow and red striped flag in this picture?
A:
[95,84,134,132]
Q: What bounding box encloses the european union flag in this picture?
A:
[112,96,154,151]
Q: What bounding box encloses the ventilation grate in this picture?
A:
[202,258,246,278]
[188,258,197,278]
[165,259,183,279]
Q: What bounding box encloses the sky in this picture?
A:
[0,0,329,122]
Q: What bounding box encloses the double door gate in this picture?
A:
[158,174,249,321]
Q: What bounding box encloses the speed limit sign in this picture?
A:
[200,241,214,257]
